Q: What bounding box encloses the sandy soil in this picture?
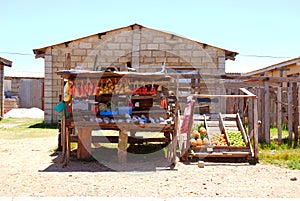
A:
[0,135,299,199]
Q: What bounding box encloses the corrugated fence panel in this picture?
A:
[19,79,43,109]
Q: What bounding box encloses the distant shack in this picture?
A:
[4,71,44,111]
[0,57,12,118]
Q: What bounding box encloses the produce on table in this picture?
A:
[196,139,203,146]
[192,130,200,139]
[210,133,228,146]
[227,131,246,146]
[190,138,197,147]
[202,137,210,145]
[199,127,207,135]
[190,123,210,146]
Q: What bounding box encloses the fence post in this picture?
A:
[288,83,293,144]
[248,93,254,138]
[253,97,259,160]
[257,88,264,141]
[292,82,299,147]
[264,82,270,144]
[277,87,282,142]
[298,83,300,126]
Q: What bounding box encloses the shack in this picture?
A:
[0,57,12,118]
[33,23,238,123]
[4,71,44,110]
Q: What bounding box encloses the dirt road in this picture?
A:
[0,136,299,199]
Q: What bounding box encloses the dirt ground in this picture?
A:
[0,135,299,199]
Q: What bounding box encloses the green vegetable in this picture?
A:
[227,131,246,146]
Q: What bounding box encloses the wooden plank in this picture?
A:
[170,95,180,165]
[225,82,265,88]
[225,90,233,114]
[264,82,270,144]
[90,136,168,143]
[253,97,259,160]
[288,84,293,143]
[237,113,252,157]
[65,53,71,70]
[277,87,282,142]
[206,121,220,127]
[77,127,92,159]
[270,95,275,127]
[234,93,239,114]
[223,121,237,127]
[65,127,70,166]
[222,114,237,118]
[292,82,299,146]
[219,113,230,145]
[248,89,254,138]
[238,90,244,120]
[192,94,256,98]
[298,84,300,126]
[193,152,251,158]
[60,112,66,163]
[258,88,264,141]
[239,88,256,97]
[118,130,129,163]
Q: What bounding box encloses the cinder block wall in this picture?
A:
[43,25,227,123]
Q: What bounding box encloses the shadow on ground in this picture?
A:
[41,144,176,172]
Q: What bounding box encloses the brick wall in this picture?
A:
[43,26,227,123]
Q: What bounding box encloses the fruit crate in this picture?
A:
[190,113,253,159]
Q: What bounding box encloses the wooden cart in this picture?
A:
[56,70,179,168]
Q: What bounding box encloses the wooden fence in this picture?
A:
[169,73,300,145]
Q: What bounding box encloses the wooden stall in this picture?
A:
[56,70,179,168]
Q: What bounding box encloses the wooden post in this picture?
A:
[298,83,300,147]
[170,96,180,166]
[288,84,293,143]
[248,94,254,138]
[65,53,71,70]
[298,84,300,126]
[77,127,92,159]
[253,97,259,160]
[257,88,264,141]
[62,127,70,167]
[264,82,270,144]
[186,100,195,156]
[292,82,299,147]
[277,87,282,142]
[60,111,66,163]
[118,130,129,164]
[270,95,275,128]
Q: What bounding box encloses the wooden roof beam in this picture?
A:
[0,57,12,67]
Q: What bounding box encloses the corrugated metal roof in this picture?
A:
[243,57,300,76]
[4,71,44,79]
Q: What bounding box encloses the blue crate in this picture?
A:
[118,106,132,115]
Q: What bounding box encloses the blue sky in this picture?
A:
[1,0,300,74]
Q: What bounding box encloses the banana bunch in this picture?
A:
[99,79,115,95]
[114,82,131,94]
